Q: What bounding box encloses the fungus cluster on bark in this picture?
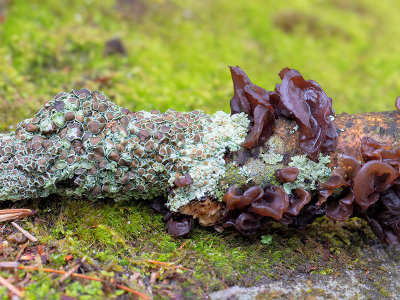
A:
[222,67,400,244]
[221,183,312,235]
[229,66,338,160]
[315,137,400,244]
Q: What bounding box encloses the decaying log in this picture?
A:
[1,67,400,244]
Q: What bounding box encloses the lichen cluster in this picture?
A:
[168,111,249,210]
[283,153,332,193]
[0,89,249,211]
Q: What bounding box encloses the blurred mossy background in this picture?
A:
[1,0,400,132]
[1,0,400,299]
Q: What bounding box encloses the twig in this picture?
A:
[59,265,80,284]
[0,262,19,269]
[59,257,86,283]
[149,272,157,283]
[0,274,23,298]
[304,234,323,249]
[10,222,38,243]
[204,260,228,290]
[221,274,229,291]
[0,209,34,223]
[14,241,29,261]
[146,259,193,271]
[204,260,216,277]
[0,265,151,300]
[323,238,330,261]
[177,241,187,250]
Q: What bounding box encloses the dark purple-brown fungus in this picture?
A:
[286,188,311,216]
[274,166,299,183]
[317,155,361,221]
[326,192,354,222]
[166,215,194,237]
[234,212,261,233]
[360,136,400,169]
[361,137,391,162]
[250,185,289,220]
[272,67,338,160]
[222,186,264,210]
[354,161,398,210]
[363,184,400,244]
[174,173,193,187]
[229,66,275,148]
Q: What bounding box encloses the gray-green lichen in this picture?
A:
[0,89,249,212]
[260,148,283,165]
[167,111,249,211]
[220,135,288,189]
[283,153,331,193]
[246,136,285,186]
[220,132,332,194]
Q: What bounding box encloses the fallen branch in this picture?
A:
[0,67,399,244]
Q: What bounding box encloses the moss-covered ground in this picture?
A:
[1,197,390,299]
[1,0,400,298]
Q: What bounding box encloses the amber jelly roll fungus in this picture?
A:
[0,89,249,213]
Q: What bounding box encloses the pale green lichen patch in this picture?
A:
[261,151,283,165]
[217,163,251,197]
[260,135,285,165]
[244,157,283,187]
[167,112,249,211]
[51,112,65,128]
[262,135,285,164]
[283,153,332,193]
[241,135,286,186]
